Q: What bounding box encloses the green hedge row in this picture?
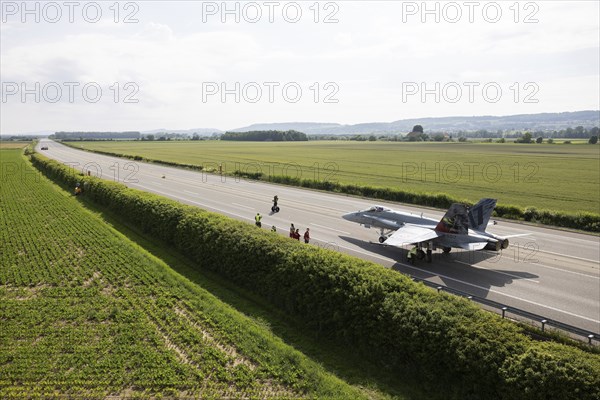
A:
[30,153,600,400]
[59,143,600,232]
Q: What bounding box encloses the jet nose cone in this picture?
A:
[342,212,358,222]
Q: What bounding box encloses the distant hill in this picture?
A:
[232,111,600,135]
[230,122,341,133]
[5,111,598,137]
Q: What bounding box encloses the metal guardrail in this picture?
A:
[409,276,599,346]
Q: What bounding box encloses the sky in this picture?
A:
[1,0,599,134]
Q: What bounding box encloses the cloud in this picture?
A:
[1,1,598,132]
[134,22,174,41]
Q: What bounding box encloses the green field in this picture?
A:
[0,148,370,399]
[69,141,600,214]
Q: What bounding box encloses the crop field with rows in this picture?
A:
[0,149,364,399]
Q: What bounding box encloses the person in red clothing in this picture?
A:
[303,228,310,244]
[293,228,301,240]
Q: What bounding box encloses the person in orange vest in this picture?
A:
[303,228,310,244]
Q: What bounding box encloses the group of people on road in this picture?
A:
[256,218,310,243]
[253,196,311,244]
[289,223,310,243]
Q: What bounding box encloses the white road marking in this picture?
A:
[232,202,255,210]
[184,190,199,196]
[310,223,350,235]
[536,248,600,265]
[521,260,600,280]
[133,184,251,222]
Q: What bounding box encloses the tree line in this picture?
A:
[221,130,308,141]
[53,131,141,140]
[309,125,600,142]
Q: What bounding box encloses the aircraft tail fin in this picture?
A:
[435,203,469,235]
[468,198,497,232]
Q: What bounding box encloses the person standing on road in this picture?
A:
[294,229,301,240]
[289,223,295,238]
[303,228,310,244]
[407,246,417,264]
[255,213,262,227]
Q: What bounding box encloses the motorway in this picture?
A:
[37,139,600,335]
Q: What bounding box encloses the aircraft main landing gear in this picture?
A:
[378,228,393,244]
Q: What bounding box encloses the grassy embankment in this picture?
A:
[68,140,599,216]
[0,148,381,399]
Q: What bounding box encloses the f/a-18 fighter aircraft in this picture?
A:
[342,198,528,262]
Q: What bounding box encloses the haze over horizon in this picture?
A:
[1,1,599,134]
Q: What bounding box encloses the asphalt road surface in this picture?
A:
[37,139,600,335]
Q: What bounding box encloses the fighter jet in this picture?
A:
[342,198,528,262]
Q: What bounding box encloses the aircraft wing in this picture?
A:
[456,242,489,251]
[383,225,441,247]
[500,233,531,239]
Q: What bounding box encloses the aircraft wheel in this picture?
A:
[426,249,432,263]
[378,236,385,243]
[442,247,452,253]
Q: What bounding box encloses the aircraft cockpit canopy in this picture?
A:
[365,206,390,213]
